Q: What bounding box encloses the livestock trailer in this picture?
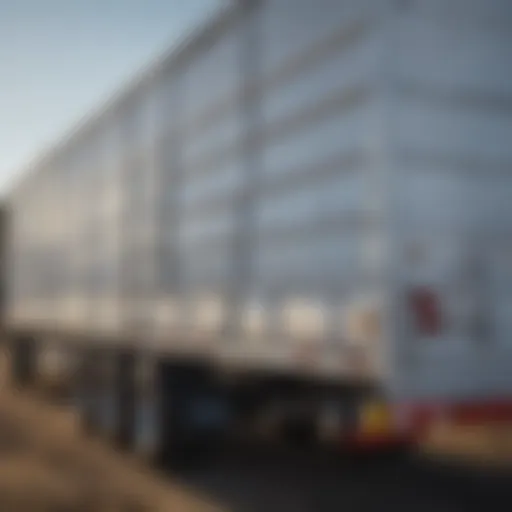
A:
[5,0,512,458]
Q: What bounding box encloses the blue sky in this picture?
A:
[0,0,221,194]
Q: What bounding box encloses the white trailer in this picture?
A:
[6,0,512,455]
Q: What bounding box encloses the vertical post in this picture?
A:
[154,63,185,328]
[226,0,262,337]
[373,3,405,397]
[10,335,37,388]
[114,349,138,450]
[76,346,103,436]
[154,358,172,467]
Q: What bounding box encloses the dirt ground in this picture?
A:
[0,352,223,512]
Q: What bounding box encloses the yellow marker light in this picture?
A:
[359,401,392,435]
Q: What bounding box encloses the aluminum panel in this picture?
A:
[259,0,379,77]
[391,3,512,402]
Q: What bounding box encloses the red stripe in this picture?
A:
[338,399,512,453]
[343,432,411,452]
[397,399,512,430]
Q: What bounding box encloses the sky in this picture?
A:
[0,0,222,195]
